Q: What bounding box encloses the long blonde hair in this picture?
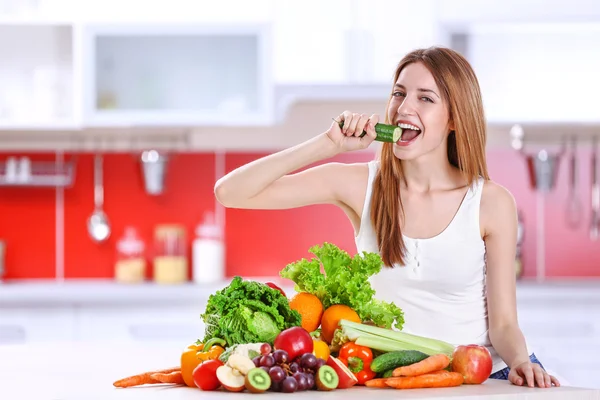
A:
[371,47,489,267]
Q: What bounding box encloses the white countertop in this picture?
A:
[0,342,598,400]
[1,278,600,307]
[0,277,293,306]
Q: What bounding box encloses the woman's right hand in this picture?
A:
[326,111,379,152]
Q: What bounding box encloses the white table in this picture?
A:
[1,342,598,400]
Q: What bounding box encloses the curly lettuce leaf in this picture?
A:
[200,276,302,346]
[280,242,404,331]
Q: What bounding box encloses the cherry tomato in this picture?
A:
[192,359,223,390]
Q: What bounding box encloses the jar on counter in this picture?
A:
[115,227,147,284]
[153,224,188,284]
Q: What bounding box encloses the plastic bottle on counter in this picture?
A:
[192,211,225,285]
[114,227,147,284]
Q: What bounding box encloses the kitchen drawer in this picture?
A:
[75,305,205,344]
[0,307,75,344]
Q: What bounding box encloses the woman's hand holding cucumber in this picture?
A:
[326,111,379,152]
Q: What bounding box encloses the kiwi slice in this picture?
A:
[315,365,339,391]
[245,368,271,393]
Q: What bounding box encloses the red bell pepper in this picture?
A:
[338,342,376,385]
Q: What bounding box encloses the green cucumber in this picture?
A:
[382,369,395,378]
[370,350,430,373]
[338,121,402,143]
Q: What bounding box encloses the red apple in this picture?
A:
[451,344,493,384]
[326,356,358,389]
[274,326,313,361]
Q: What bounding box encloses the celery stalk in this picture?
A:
[339,319,455,358]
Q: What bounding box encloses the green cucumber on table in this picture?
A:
[370,350,430,373]
[337,120,402,143]
[382,369,395,378]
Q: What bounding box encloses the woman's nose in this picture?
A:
[396,96,416,116]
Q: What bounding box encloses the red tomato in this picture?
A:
[192,359,223,390]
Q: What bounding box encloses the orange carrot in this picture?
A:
[386,371,464,389]
[392,354,450,377]
[150,371,184,385]
[113,367,180,388]
[365,378,390,388]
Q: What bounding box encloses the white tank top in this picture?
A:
[355,160,529,374]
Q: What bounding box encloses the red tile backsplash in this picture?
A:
[0,148,598,281]
[0,154,57,279]
[62,152,217,280]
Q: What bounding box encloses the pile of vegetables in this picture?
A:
[112,242,496,393]
[280,242,404,330]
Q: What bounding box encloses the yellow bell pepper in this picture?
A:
[313,338,330,361]
[181,343,204,388]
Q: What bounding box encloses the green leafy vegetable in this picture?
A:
[200,276,302,347]
[280,242,404,330]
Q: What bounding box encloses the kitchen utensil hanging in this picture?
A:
[140,150,168,195]
[565,135,583,229]
[87,153,111,242]
[590,136,599,240]
[510,124,566,282]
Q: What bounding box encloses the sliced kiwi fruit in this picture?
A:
[315,365,339,391]
[245,367,271,393]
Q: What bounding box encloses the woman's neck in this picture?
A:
[400,155,464,193]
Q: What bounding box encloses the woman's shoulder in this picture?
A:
[480,179,518,229]
[481,179,516,207]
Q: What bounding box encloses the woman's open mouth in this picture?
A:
[396,123,422,145]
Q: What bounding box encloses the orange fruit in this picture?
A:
[289,292,324,333]
[320,304,361,343]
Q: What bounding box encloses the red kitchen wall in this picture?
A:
[0,153,57,279]
[0,149,598,280]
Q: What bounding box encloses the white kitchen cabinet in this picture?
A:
[0,0,275,24]
[348,0,445,85]
[0,18,275,130]
[467,23,600,124]
[272,0,443,86]
[0,24,78,130]
[80,23,274,127]
[271,0,350,84]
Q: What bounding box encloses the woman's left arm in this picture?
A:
[481,181,559,388]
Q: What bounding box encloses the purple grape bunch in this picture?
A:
[255,344,328,393]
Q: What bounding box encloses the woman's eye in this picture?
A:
[392,91,405,97]
[421,96,434,103]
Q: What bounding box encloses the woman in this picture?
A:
[214,46,559,388]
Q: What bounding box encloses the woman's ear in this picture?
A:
[448,120,455,132]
